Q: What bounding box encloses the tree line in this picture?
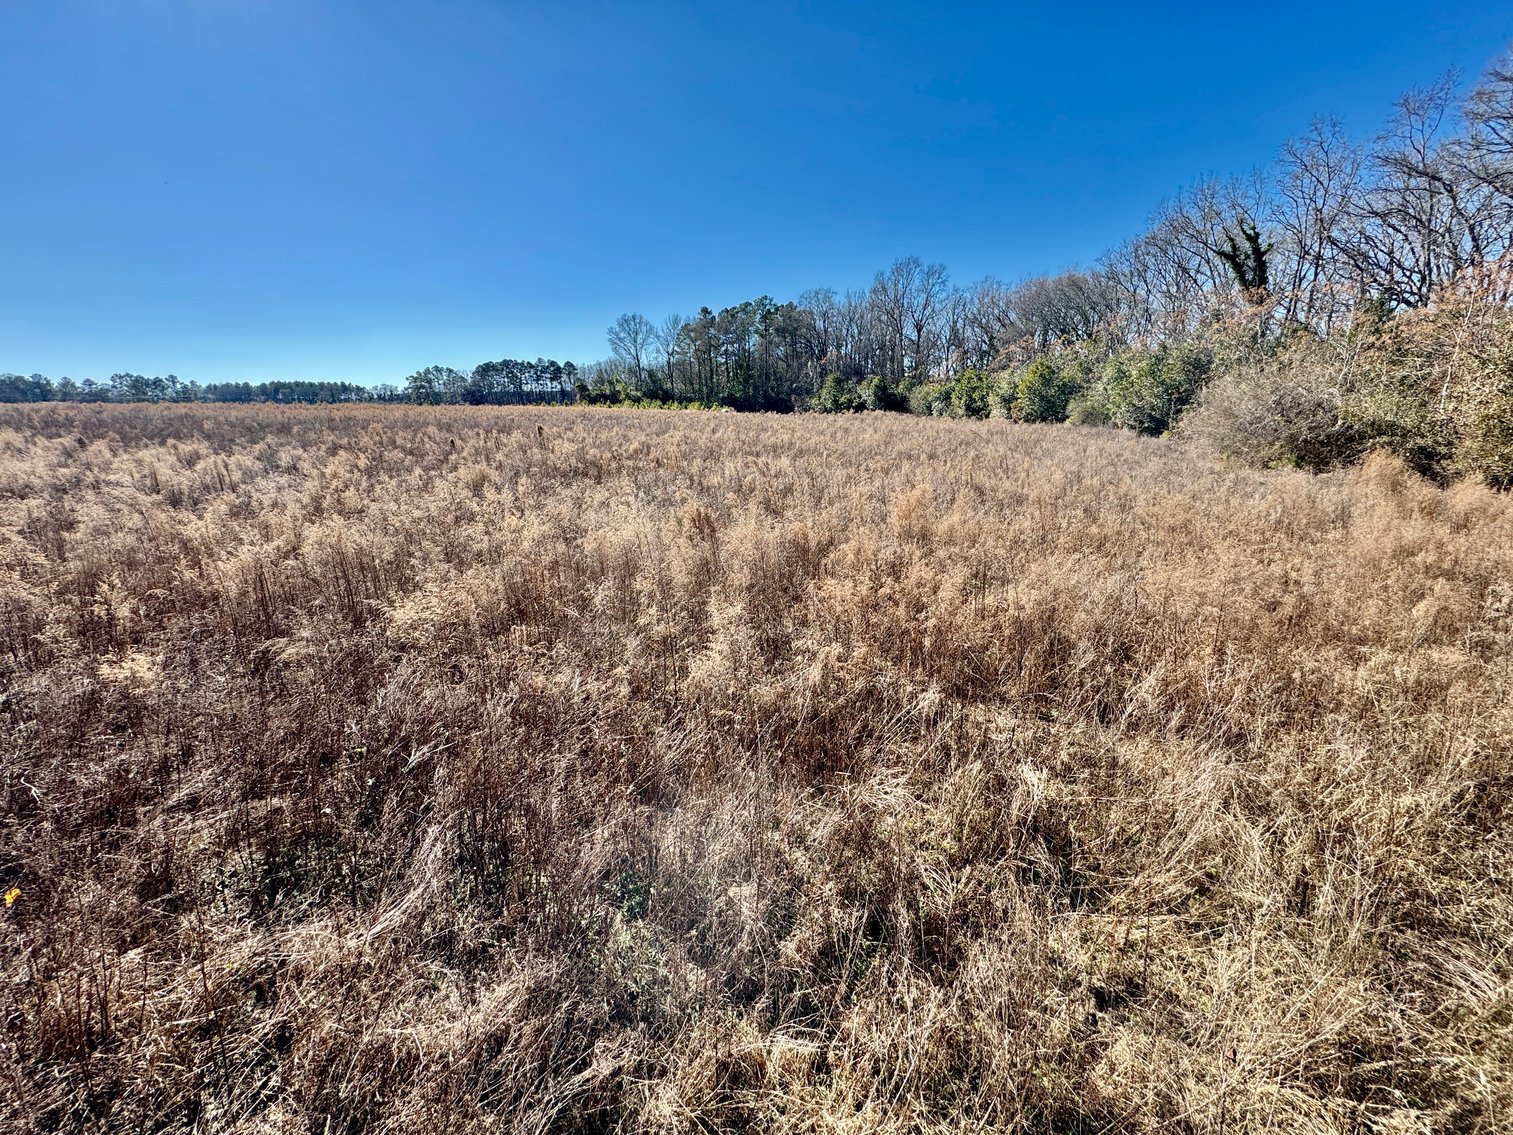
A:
[0,359,581,406]
[0,372,388,405]
[396,359,580,405]
[589,49,1513,426]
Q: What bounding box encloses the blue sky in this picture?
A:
[3,1,1510,385]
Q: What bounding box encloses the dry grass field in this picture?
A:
[1,403,1511,1134]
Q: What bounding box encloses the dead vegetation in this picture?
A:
[0,402,1510,1133]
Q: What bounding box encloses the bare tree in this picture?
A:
[1459,49,1513,280]
[1331,76,1501,308]
[1275,119,1366,331]
[1001,271,1122,355]
[907,260,952,381]
[957,277,1016,370]
[607,313,656,389]
[868,256,951,383]
[654,314,686,397]
[836,289,874,379]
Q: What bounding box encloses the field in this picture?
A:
[1,403,1511,1134]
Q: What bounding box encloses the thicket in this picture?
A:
[1183,292,1513,485]
[598,47,1513,483]
[803,288,1513,490]
[2,403,1510,1133]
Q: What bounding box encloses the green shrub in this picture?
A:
[1104,344,1212,434]
[1012,358,1084,423]
[907,380,953,417]
[1066,390,1111,427]
[858,375,907,412]
[811,373,860,413]
[989,383,1016,419]
[948,369,1000,419]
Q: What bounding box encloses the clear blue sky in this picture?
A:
[3,1,1510,385]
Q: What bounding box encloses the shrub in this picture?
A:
[1104,343,1212,434]
[858,374,907,412]
[1066,389,1111,427]
[811,373,860,413]
[907,380,953,417]
[1012,358,1084,423]
[948,368,1001,419]
[1461,382,1513,488]
[1346,298,1513,487]
[1181,343,1361,471]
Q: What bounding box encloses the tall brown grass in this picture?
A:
[1,403,1510,1133]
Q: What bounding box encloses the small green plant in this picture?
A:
[609,868,653,920]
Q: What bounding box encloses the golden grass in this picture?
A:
[1,402,1510,1133]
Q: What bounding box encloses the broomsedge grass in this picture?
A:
[0,402,1509,1133]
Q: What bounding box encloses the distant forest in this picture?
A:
[0,359,580,407]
